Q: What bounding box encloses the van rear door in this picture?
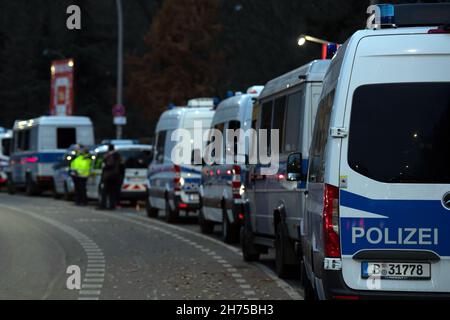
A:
[339,32,450,293]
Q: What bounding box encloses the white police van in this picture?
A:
[8,116,94,195]
[243,60,330,278]
[298,3,450,299]
[199,86,264,243]
[0,128,12,187]
[147,99,215,223]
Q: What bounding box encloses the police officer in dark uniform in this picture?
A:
[98,144,123,210]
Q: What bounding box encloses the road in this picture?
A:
[0,192,303,300]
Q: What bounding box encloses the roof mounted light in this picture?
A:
[379,4,395,26]
[367,4,396,30]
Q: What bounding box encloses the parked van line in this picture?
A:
[242,60,330,278]
[7,116,94,195]
[200,86,264,243]
[301,13,450,299]
[147,103,215,223]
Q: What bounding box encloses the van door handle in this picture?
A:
[304,191,309,196]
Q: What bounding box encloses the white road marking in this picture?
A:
[123,213,304,300]
[0,204,106,301]
[87,208,303,300]
[79,290,101,295]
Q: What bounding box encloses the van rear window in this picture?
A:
[348,83,450,184]
[57,128,76,149]
[118,150,152,169]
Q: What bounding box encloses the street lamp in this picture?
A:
[297,34,339,59]
[297,34,330,46]
[115,0,125,139]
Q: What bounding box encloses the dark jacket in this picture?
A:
[102,151,124,182]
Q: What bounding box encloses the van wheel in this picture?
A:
[146,198,159,218]
[63,183,71,201]
[199,209,214,234]
[25,176,40,196]
[7,175,15,195]
[222,207,239,244]
[241,216,260,262]
[165,198,178,224]
[301,261,316,300]
[52,184,61,200]
[275,222,296,278]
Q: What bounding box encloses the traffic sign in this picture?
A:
[112,104,126,117]
[114,116,127,126]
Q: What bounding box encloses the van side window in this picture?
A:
[211,123,225,160]
[15,130,30,152]
[284,91,303,153]
[228,120,241,156]
[309,90,335,183]
[156,131,167,164]
[273,97,286,154]
[252,103,260,130]
[260,101,273,153]
[57,128,76,149]
[2,138,11,156]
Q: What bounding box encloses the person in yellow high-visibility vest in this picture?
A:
[70,147,92,206]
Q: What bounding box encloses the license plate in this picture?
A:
[362,262,431,280]
[127,177,146,182]
[188,194,199,201]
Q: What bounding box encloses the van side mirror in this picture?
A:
[287,153,303,182]
[157,153,164,163]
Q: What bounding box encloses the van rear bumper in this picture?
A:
[120,191,148,200]
[320,270,450,300]
[172,194,201,211]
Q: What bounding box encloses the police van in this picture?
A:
[8,116,94,195]
[0,129,12,187]
[243,60,330,277]
[296,3,450,299]
[147,99,215,223]
[87,143,153,204]
[199,86,264,243]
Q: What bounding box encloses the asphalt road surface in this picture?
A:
[0,192,304,300]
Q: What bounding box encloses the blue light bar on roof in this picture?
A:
[378,4,395,25]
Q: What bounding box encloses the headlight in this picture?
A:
[239,185,246,196]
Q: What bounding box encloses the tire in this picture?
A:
[25,176,40,196]
[300,260,316,300]
[275,221,296,279]
[52,185,61,199]
[199,208,214,234]
[222,206,240,244]
[63,182,72,201]
[165,197,178,224]
[146,198,159,218]
[7,175,15,195]
[241,215,260,262]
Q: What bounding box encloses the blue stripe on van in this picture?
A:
[11,152,64,164]
[340,190,450,256]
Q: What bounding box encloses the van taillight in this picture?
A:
[323,184,340,258]
[232,165,242,200]
[174,165,181,192]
